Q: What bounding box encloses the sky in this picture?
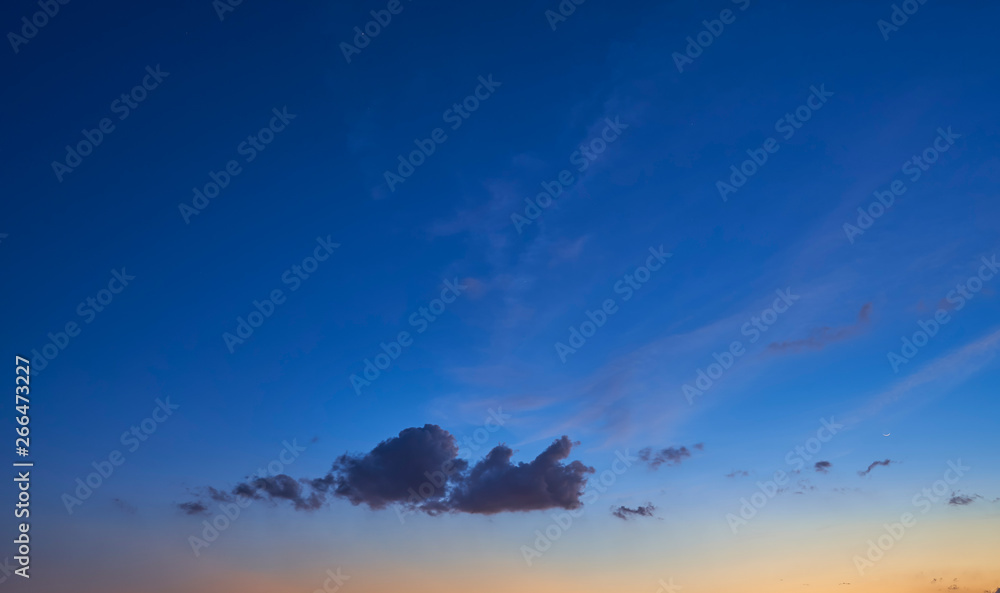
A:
[1,0,999,592]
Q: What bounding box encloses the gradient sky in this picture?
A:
[2,0,999,592]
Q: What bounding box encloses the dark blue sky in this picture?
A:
[2,1,1000,591]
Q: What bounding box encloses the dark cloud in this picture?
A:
[329,424,467,511]
[768,303,872,353]
[182,425,593,517]
[611,503,656,520]
[639,443,703,469]
[178,501,208,515]
[447,436,594,514]
[948,493,982,506]
[236,474,327,511]
[726,470,750,478]
[815,461,832,474]
[857,459,894,477]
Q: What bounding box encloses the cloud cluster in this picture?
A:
[235,474,327,511]
[639,443,703,469]
[947,492,982,506]
[857,459,894,477]
[180,425,594,517]
[611,503,656,520]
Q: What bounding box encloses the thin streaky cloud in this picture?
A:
[767,303,872,353]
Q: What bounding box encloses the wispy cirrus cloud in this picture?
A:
[847,326,1000,426]
[768,303,872,353]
